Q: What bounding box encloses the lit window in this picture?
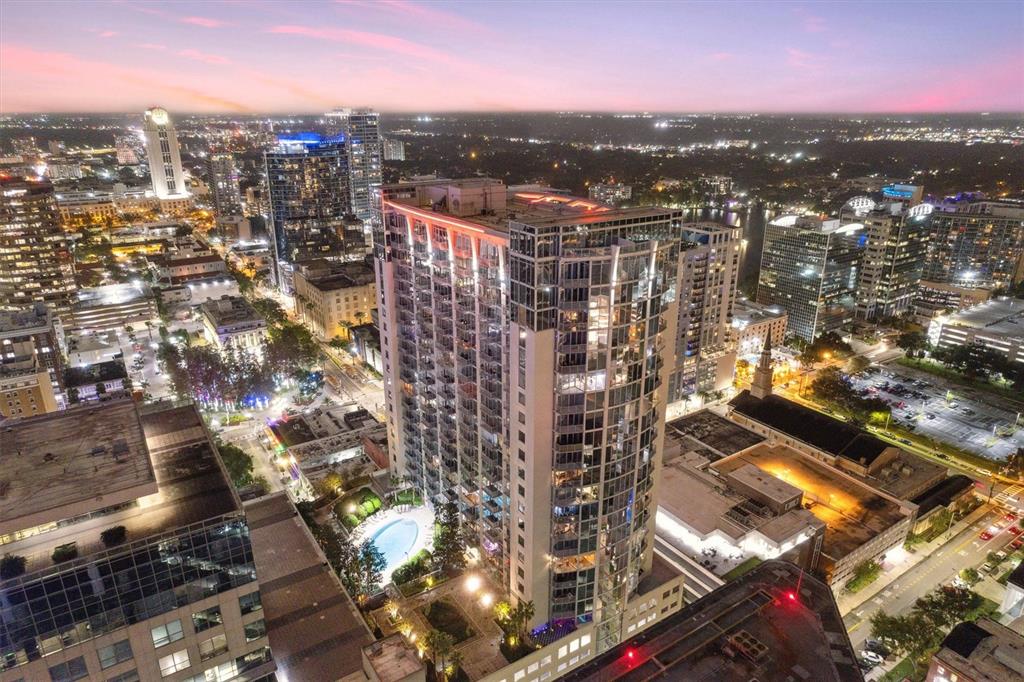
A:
[158,650,190,677]
[192,605,223,633]
[199,634,228,661]
[244,619,267,642]
[151,620,184,648]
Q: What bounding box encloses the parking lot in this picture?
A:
[851,366,1024,462]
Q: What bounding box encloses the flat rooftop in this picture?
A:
[732,298,787,325]
[730,391,893,467]
[1,401,240,575]
[0,304,52,336]
[714,443,908,559]
[946,297,1024,337]
[0,400,155,535]
[563,560,862,682]
[937,618,1024,681]
[665,410,764,463]
[245,492,372,681]
[74,282,153,309]
[200,295,265,327]
[362,635,424,682]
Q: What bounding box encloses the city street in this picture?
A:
[851,365,1024,461]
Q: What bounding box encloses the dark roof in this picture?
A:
[910,475,975,516]
[1008,560,1024,589]
[941,621,991,659]
[63,358,128,386]
[729,390,891,466]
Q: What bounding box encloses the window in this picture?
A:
[199,634,228,661]
[192,605,223,633]
[151,620,184,648]
[239,591,262,615]
[107,667,140,679]
[98,640,133,669]
[107,671,140,682]
[244,619,267,642]
[158,650,190,677]
[49,657,88,682]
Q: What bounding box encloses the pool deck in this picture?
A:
[354,505,435,583]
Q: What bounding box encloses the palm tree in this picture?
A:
[445,649,464,681]
[512,600,535,643]
[425,630,454,676]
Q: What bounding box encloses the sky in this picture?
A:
[2,0,1023,114]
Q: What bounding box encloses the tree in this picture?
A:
[217,442,255,488]
[911,586,979,630]
[896,331,928,359]
[433,502,467,574]
[959,568,981,587]
[847,355,871,374]
[425,629,455,676]
[869,612,935,672]
[250,297,288,326]
[0,554,27,580]
[100,525,127,547]
[357,540,387,599]
[511,600,536,642]
[494,601,512,631]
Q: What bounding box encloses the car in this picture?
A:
[980,531,994,540]
[996,551,1008,561]
[1011,539,1023,550]
[1010,527,1023,536]
[865,640,891,658]
[1004,512,1017,521]
[860,650,884,665]
[949,402,959,408]
[982,562,997,574]
[926,413,936,419]
[856,657,876,672]
[899,438,913,445]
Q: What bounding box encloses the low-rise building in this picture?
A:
[927,297,1024,366]
[361,635,424,682]
[1000,562,1024,621]
[66,331,125,367]
[0,363,59,418]
[227,240,275,282]
[926,618,1024,682]
[63,357,130,404]
[732,298,788,357]
[293,260,376,342]
[70,282,159,332]
[913,279,994,323]
[200,295,268,353]
[0,303,66,393]
[587,182,632,205]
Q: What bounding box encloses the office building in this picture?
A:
[0,363,59,418]
[376,178,684,649]
[44,158,83,182]
[926,618,1024,682]
[588,182,632,205]
[732,298,788,357]
[200,295,268,354]
[142,106,188,200]
[913,279,993,323]
[923,196,1024,289]
[927,297,1024,366]
[265,133,356,293]
[841,195,930,320]
[10,136,38,158]
[698,174,733,197]
[293,259,376,342]
[382,137,406,162]
[115,134,140,166]
[564,560,863,682]
[668,222,741,402]
[207,152,244,219]
[756,214,864,341]
[325,107,383,222]
[0,177,77,319]
[63,357,131,404]
[0,400,274,681]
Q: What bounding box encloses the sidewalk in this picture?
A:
[837,503,992,615]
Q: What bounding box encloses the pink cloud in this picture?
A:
[178,49,231,65]
[365,0,490,33]
[785,47,822,70]
[708,52,735,62]
[98,30,118,39]
[181,16,226,28]
[887,51,1024,112]
[268,24,460,65]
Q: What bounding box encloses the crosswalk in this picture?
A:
[994,484,1024,510]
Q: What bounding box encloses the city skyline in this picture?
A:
[2,0,1023,114]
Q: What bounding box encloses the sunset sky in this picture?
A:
[2,0,1022,114]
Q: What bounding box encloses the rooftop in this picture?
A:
[732,298,787,327]
[74,282,153,310]
[910,474,975,517]
[713,443,908,559]
[362,635,425,682]
[245,492,372,681]
[63,357,127,386]
[296,260,376,291]
[944,297,1024,337]
[0,303,53,336]
[200,295,265,328]
[665,410,764,463]
[936,618,1024,682]
[729,391,894,467]
[0,400,154,535]
[563,560,862,682]
[0,401,239,574]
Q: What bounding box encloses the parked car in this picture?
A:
[981,562,996,574]
[980,531,994,541]
[865,640,891,658]
[860,650,884,665]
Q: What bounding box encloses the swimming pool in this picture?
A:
[368,518,420,570]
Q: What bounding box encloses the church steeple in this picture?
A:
[750,334,774,400]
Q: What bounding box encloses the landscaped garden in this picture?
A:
[335,487,382,529]
[423,599,474,644]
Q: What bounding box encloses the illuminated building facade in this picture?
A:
[264,133,355,293]
[923,196,1024,289]
[840,196,930,320]
[375,178,683,650]
[325,108,383,222]
[207,152,244,219]
[142,107,188,200]
[0,177,77,320]
[756,215,864,341]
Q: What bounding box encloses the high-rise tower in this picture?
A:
[375,179,683,650]
[142,107,188,199]
[0,177,76,320]
[265,133,357,293]
[325,108,382,222]
[208,152,243,219]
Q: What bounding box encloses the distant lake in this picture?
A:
[680,205,773,294]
